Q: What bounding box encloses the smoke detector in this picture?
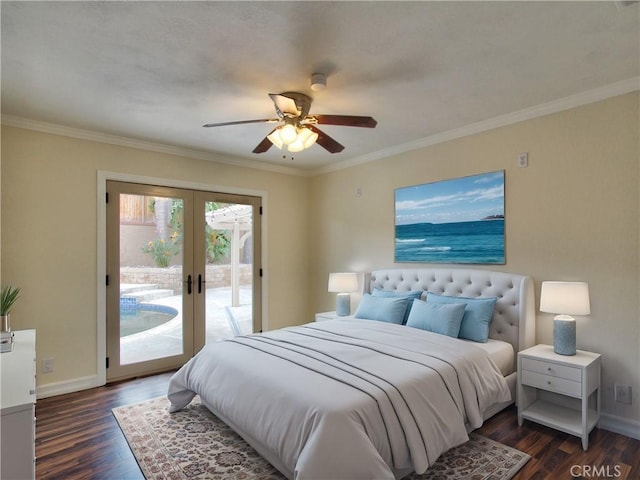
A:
[310,73,327,91]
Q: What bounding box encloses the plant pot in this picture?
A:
[1,314,10,332]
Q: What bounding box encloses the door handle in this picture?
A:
[186,274,192,295]
[198,274,203,294]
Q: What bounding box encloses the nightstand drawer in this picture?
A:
[522,357,582,382]
[521,370,582,397]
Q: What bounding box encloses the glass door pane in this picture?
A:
[204,202,253,342]
[107,181,194,381]
[194,192,261,352]
[119,194,184,364]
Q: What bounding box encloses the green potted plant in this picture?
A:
[0,285,21,332]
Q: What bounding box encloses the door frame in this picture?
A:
[97,171,268,386]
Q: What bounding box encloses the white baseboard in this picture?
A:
[599,413,640,440]
[37,375,100,399]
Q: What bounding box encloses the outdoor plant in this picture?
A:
[168,200,231,264]
[0,285,21,316]
[142,232,181,268]
[142,199,232,267]
[205,225,231,264]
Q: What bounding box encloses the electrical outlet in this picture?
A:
[614,384,632,405]
[42,357,54,374]
[518,152,528,168]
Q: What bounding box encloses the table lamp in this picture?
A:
[328,273,358,316]
[540,281,591,355]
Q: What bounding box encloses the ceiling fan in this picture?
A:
[203,91,377,154]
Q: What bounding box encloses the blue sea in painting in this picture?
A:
[395,219,504,264]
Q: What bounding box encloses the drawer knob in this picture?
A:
[547,381,552,385]
[547,367,552,371]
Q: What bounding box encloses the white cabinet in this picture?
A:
[1,330,36,480]
[517,344,600,450]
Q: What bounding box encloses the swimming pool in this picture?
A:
[120,302,179,337]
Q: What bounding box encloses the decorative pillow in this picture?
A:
[371,288,423,324]
[426,292,497,343]
[354,294,407,324]
[406,300,466,338]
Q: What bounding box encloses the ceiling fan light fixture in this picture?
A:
[279,120,298,145]
[287,127,318,152]
[204,89,376,155]
[287,138,305,153]
[267,129,283,149]
[298,127,318,149]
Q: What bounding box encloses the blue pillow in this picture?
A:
[406,300,466,338]
[371,288,423,324]
[354,294,407,324]
[426,292,497,342]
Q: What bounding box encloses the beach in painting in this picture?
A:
[394,171,505,264]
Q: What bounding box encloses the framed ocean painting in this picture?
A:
[394,170,505,264]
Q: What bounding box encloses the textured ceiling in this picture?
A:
[1,1,638,173]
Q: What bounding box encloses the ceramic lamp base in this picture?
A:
[335,293,351,316]
[1,314,10,333]
[554,316,576,355]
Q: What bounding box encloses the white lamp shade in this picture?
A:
[267,129,284,149]
[279,123,298,145]
[540,281,591,316]
[287,137,305,152]
[285,127,318,152]
[299,127,318,148]
[328,273,358,293]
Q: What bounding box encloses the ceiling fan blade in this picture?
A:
[252,128,278,153]
[269,93,299,116]
[311,114,377,128]
[203,118,279,128]
[307,125,345,154]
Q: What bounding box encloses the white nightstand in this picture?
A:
[315,311,339,322]
[517,344,601,450]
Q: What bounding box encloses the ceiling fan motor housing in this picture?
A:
[279,92,312,118]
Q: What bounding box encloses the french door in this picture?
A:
[106,181,261,381]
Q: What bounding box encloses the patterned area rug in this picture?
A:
[113,396,530,480]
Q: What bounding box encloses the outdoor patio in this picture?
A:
[120,286,253,365]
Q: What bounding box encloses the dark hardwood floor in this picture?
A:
[35,373,640,480]
[476,407,640,480]
[36,372,174,480]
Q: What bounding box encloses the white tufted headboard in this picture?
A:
[368,268,536,368]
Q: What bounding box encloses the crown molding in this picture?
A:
[312,77,640,175]
[0,115,306,177]
[3,77,638,178]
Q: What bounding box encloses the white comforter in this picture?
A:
[168,319,511,480]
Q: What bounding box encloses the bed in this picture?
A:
[168,268,535,480]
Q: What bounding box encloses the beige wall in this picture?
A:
[1,91,638,427]
[0,126,310,385]
[309,92,640,423]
